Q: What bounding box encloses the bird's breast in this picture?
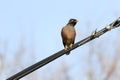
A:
[63,26,76,39]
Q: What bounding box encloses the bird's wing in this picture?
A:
[61,27,67,47]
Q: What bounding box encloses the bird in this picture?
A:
[61,18,78,55]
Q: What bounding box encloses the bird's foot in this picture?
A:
[65,45,68,50]
[70,44,73,48]
[65,45,71,55]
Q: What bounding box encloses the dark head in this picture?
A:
[67,18,78,26]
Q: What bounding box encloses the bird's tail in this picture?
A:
[66,51,70,55]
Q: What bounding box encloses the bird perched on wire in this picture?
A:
[61,19,78,55]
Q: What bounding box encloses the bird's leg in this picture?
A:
[64,45,68,50]
[70,44,73,48]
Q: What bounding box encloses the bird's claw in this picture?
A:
[70,44,73,48]
[65,45,68,50]
[64,44,73,50]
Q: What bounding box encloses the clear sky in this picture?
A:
[0,0,120,80]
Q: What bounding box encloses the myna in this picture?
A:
[61,19,78,55]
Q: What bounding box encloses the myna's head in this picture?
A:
[67,18,78,26]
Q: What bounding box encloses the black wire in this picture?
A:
[7,17,120,80]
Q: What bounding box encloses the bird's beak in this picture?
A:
[76,20,79,22]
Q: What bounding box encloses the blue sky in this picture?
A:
[0,0,120,80]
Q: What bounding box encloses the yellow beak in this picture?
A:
[76,20,79,22]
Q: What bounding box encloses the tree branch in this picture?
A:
[7,17,120,80]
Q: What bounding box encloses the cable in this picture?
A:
[7,17,120,80]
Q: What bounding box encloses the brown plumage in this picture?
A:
[61,19,78,55]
